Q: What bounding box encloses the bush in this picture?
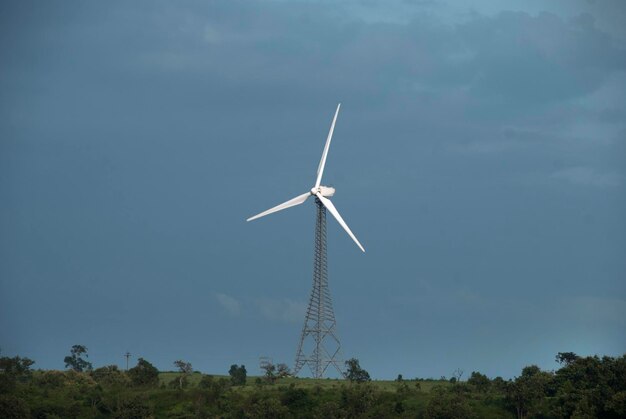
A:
[468,371,490,393]
[0,395,30,419]
[128,358,159,387]
[340,383,375,417]
[34,370,67,388]
[229,364,247,386]
[167,375,189,389]
[91,365,130,388]
[111,395,152,419]
[245,396,289,419]
[198,374,214,389]
[425,386,474,419]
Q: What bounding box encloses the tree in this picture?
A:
[128,357,159,387]
[261,362,277,384]
[0,355,35,393]
[492,376,507,392]
[64,344,92,372]
[452,368,464,383]
[467,371,490,393]
[173,360,192,389]
[555,352,579,366]
[345,358,371,383]
[228,364,247,386]
[553,353,625,417]
[0,355,34,376]
[276,363,291,378]
[505,365,552,419]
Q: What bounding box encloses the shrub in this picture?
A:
[91,365,130,388]
[128,358,159,387]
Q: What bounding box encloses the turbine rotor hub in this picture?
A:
[314,185,335,197]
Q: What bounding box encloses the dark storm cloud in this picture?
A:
[1,0,624,378]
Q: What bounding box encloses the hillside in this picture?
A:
[1,352,625,418]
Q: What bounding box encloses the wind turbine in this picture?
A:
[247,103,364,378]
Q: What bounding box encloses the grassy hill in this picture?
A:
[158,371,449,392]
[2,352,624,418]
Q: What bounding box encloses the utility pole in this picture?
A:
[124,351,131,371]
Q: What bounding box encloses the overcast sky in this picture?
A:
[1,0,625,379]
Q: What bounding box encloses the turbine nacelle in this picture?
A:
[311,186,335,197]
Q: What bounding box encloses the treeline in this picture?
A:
[1,350,625,418]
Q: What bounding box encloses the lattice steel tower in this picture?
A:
[294,198,344,378]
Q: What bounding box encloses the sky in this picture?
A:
[1,0,625,380]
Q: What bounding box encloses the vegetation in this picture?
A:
[345,358,371,383]
[128,357,160,387]
[0,350,624,418]
[173,360,193,390]
[63,344,92,372]
[228,364,247,386]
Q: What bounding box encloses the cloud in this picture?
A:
[112,5,623,109]
[551,166,622,187]
[215,293,241,316]
[449,139,520,154]
[448,125,555,154]
[255,298,306,323]
[215,293,307,321]
[557,296,626,327]
[203,24,221,45]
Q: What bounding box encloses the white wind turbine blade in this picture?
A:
[315,103,341,189]
[316,193,365,252]
[247,192,311,222]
